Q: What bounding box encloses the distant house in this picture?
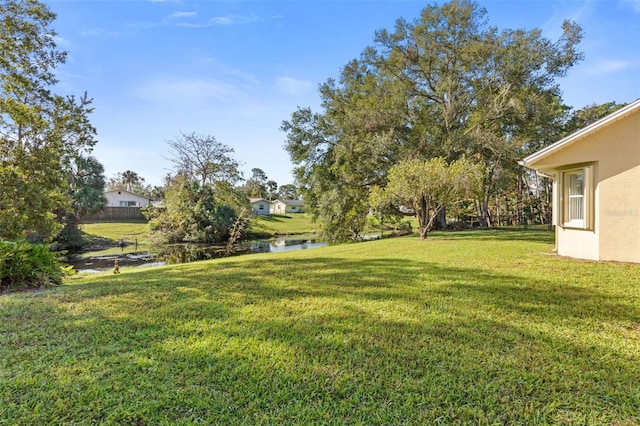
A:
[270,199,304,214]
[520,99,640,263]
[104,189,152,207]
[249,198,271,215]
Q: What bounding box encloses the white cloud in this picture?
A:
[587,59,632,75]
[276,77,313,95]
[619,0,640,13]
[175,14,259,27]
[53,35,73,49]
[211,14,259,25]
[168,11,197,19]
[135,12,259,29]
[133,77,251,105]
[80,28,121,38]
[200,58,261,87]
[541,1,596,39]
[209,16,234,25]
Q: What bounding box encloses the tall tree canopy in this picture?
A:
[278,184,298,200]
[0,0,97,241]
[147,132,248,245]
[165,132,242,187]
[282,0,583,241]
[108,170,146,192]
[562,101,627,136]
[56,155,107,249]
[146,175,238,244]
[243,167,268,198]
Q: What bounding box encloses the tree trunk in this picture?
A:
[418,195,429,239]
[433,206,446,230]
[517,167,524,226]
[419,225,429,239]
[477,195,493,227]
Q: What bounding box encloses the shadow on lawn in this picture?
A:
[253,214,293,223]
[58,254,638,328]
[430,228,555,243]
[53,255,640,368]
[3,255,639,423]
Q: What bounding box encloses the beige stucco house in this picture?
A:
[270,199,304,214]
[520,99,640,263]
[104,189,152,207]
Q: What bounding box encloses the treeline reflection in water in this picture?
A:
[69,238,326,273]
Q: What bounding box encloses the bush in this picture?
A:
[145,178,240,244]
[0,240,69,292]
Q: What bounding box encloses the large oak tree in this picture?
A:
[282,0,583,241]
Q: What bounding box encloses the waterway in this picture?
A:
[68,237,327,274]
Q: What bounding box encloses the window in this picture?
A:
[562,165,594,229]
[567,171,584,222]
[120,201,137,207]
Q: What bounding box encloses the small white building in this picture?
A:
[249,198,271,215]
[270,199,304,214]
[104,189,152,207]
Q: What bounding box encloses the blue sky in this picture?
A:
[47,0,640,188]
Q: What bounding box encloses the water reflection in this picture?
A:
[248,239,327,254]
[69,238,326,273]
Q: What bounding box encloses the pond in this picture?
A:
[67,237,327,273]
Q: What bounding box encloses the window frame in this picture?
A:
[560,164,594,230]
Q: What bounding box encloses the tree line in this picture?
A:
[280,0,625,242]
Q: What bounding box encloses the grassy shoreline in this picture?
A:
[2,230,639,424]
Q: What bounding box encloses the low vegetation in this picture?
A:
[2,230,639,424]
[0,240,71,292]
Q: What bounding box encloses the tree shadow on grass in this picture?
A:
[430,228,555,243]
[253,214,293,223]
[2,255,639,423]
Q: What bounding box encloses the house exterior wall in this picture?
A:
[251,201,271,215]
[270,200,303,214]
[598,165,640,263]
[270,201,286,214]
[527,107,640,263]
[104,190,151,207]
[557,227,599,260]
[271,200,286,214]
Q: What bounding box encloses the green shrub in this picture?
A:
[145,178,240,244]
[0,240,69,292]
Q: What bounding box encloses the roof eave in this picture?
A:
[521,98,640,169]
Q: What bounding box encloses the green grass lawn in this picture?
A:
[249,213,318,237]
[2,230,639,424]
[81,222,149,245]
[79,222,151,257]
